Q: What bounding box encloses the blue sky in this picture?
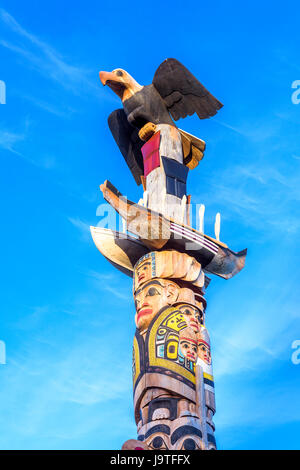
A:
[0,0,299,450]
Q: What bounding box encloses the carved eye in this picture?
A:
[115,70,123,77]
[147,287,160,296]
[148,436,168,450]
[181,438,199,450]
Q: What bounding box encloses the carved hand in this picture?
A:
[138,122,157,142]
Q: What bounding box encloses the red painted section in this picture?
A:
[141,131,161,177]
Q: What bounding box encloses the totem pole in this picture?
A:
[91,59,247,450]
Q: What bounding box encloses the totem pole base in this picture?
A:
[130,250,216,451]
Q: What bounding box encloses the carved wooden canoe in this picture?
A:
[90,226,148,276]
[99,180,247,279]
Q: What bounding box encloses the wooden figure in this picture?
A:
[99,59,222,184]
[131,250,213,450]
[99,58,221,222]
[90,59,246,450]
[197,326,216,449]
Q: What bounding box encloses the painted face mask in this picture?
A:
[198,340,211,365]
[177,304,202,334]
[179,327,198,362]
[134,279,179,331]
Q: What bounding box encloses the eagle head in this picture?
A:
[99,68,143,102]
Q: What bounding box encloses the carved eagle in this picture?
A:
[99,58,223,185]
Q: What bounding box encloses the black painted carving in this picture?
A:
[148,397,179,422]
[182,438,196,450]
[145,424,171,439]
[161,156,188,198]
[170,425,202,445]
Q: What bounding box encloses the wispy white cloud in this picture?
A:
[216,376,300,435]
[0,127,25,155]
[0,121,59,170]
[213,311,298,380]
[214,117,280,142]
[86,269,132,301]
[0,273,136,447]
[68,216,91,242]
[22,94,76,118]
[197,158,300,237]
[12,306,50,331]
[214,119,246,137]
[210,253,300,443]
[204,112,300,240]
[0,333,133,443]
[0,9,99,95]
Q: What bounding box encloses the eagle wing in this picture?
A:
[152,58,223,121]
[108,109,144,185]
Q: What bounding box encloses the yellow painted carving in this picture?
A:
[148,307,196,385]
[133,335,140,387]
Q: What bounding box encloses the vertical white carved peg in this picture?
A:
[214,212,221,241]
[122,217,127,234]
[181,195,187,224]
[199,204,205,233]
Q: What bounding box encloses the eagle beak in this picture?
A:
[99,70,126,100]
[99,71,116,86]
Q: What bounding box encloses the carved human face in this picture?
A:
[142,421,204,450]
[135,260,152,288]
[179,337,198,362]
[144,429,169,450]
[198,340,211,365]
[177,304,201,334]
[172,431,204,450]
[134,280,179,331]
